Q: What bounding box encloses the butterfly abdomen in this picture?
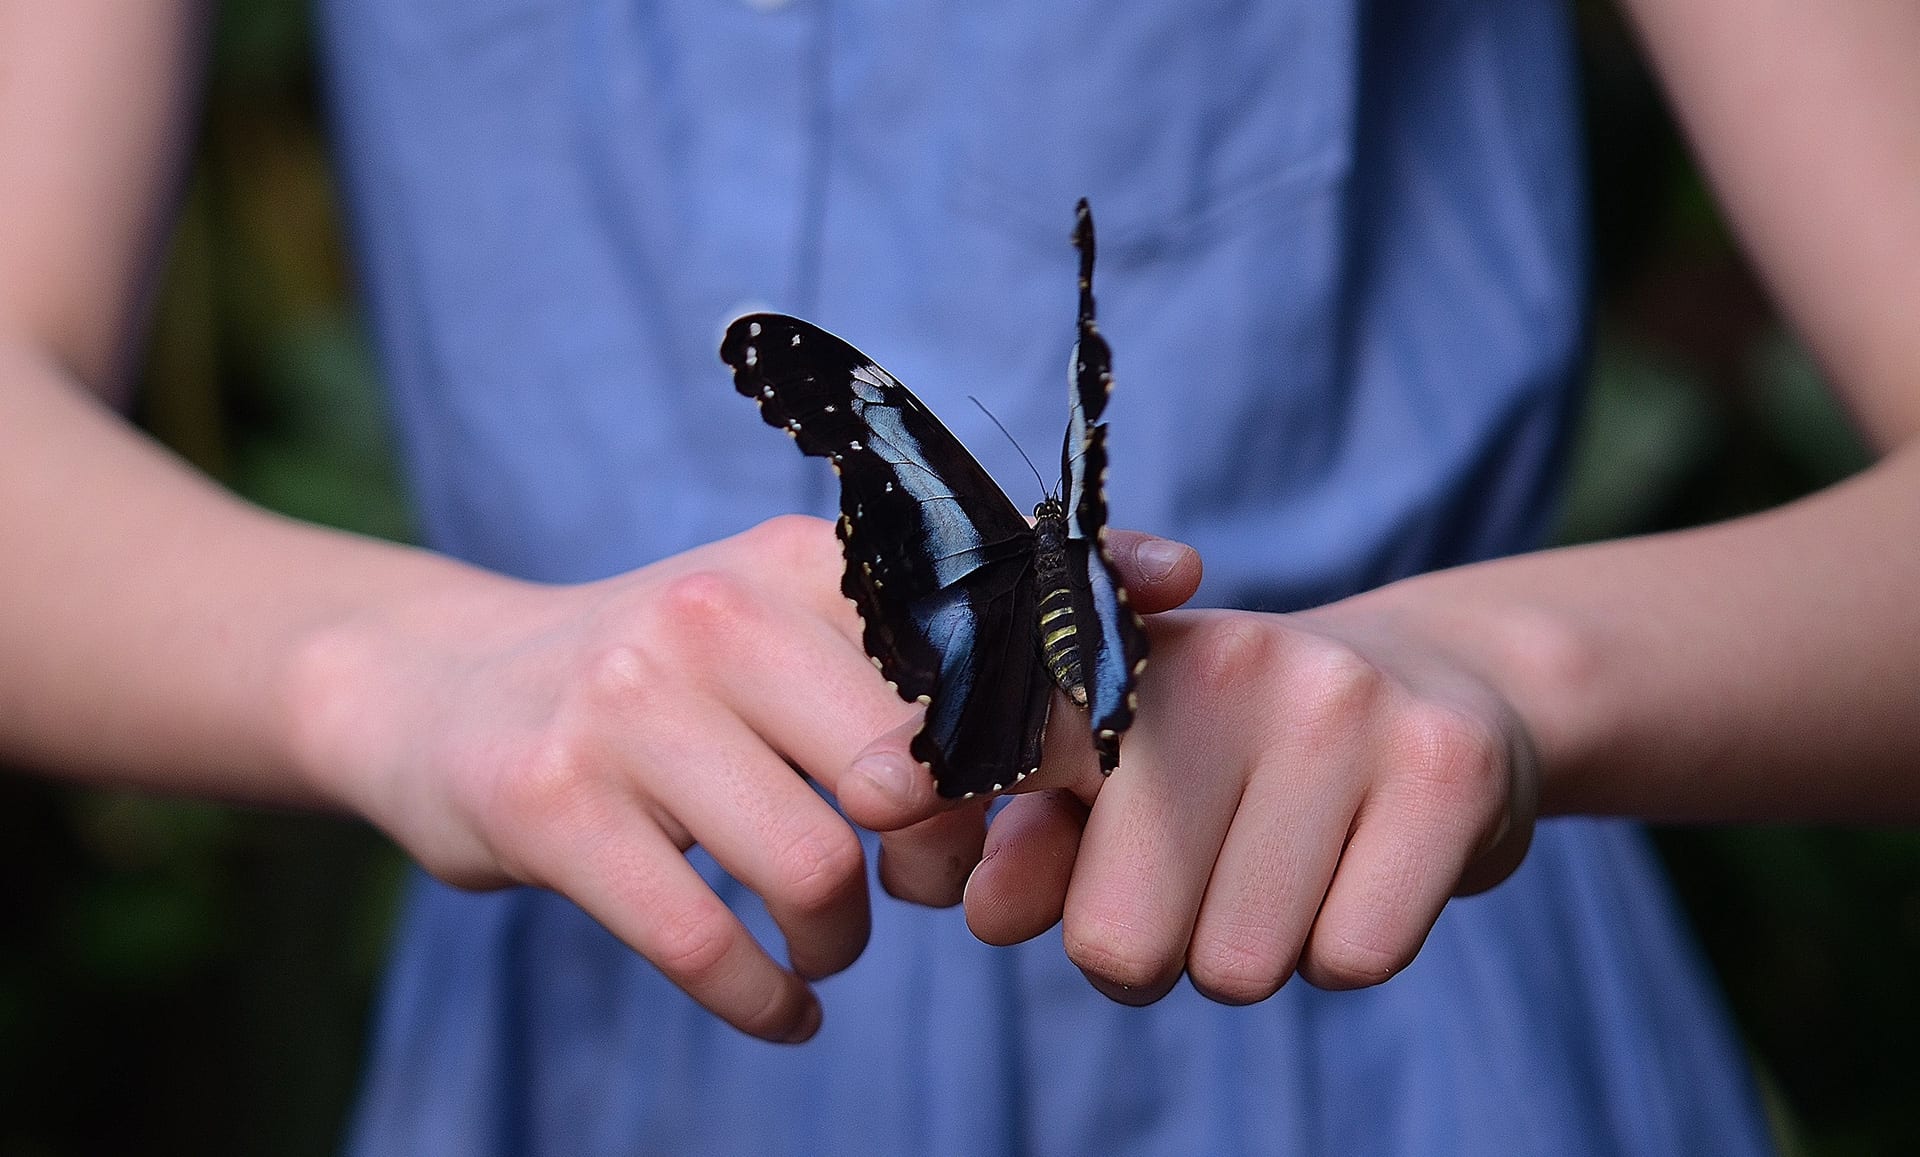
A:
[1031,498,1088,709]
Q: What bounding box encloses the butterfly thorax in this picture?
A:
[1031,497,1088,709]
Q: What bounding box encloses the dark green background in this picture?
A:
[3,3,1915,1154]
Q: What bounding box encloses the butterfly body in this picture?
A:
[721,201,1147,798]
[1029,497,1090,710]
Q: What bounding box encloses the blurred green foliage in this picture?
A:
[3,3,1917,1155]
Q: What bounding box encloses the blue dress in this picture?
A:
[321,1,1773,1152]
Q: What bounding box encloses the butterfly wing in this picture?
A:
[721,313,1050,797]
[1060,201,1150,772]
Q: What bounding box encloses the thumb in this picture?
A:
[1104,530,1202,612]
[836,711,950,831]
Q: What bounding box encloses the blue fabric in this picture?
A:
[321,0,1773,1153]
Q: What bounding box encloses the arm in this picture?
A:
[1384,0,1920,820]
[961,0,1920,1002]
[0,3,1210,1041]
[1,4,859,1039]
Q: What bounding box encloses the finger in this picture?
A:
[1008,611,1222,805]
[638,714,872,982]
[1185,758,1359,1005]
[1059,692,1244,1005]
[964,789,1086,944]
[540,799,823,1043]
[877,798,989,908]
[999,686,1110,802]
[835,712,951,832]
[670,571,953,835]
[1295,790,1465,991]
[1299,714,1511,991]
[1103,530,1202,613]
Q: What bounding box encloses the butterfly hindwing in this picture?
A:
[1062,199,1150,772]
[909,559,1053,797]
[721,314,1047,796]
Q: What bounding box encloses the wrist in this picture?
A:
[274,546,532,824]
[1318,567,1608,816]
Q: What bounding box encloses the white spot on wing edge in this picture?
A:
[718,302,771,348]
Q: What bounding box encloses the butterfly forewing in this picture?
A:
[721,200,1145,794]
[722,313,1045,795]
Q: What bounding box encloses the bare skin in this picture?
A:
[0,4,1200,1045]
[3,0,1918,1036]
[948,0,1920,1004]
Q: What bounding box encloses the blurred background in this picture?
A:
[2,2,1916,1154]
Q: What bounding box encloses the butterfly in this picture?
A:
[720,199,1148,799]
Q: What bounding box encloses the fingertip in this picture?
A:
[878,803,988,908]
[1106,530,1202,612]
[839,744,943,831]
[777,990,825,1044]
[963,791,1083,945]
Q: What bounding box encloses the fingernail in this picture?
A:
[852,752,917,805]
[1135,539,1187,583]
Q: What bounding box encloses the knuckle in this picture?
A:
[495,732,597,833]
[578,643,655,713]
[772,823,866,913]
[480,734,615,882]
[1304,925,1413,990]
[1187,619,1276,699]
[652,899,741,984]
[656,569,758,644]
[1286,636,1384,734]
[1063,914,1180,993]
[1397,702,1506,814]
[1189,923,1292,1005]
[646,569,772,673]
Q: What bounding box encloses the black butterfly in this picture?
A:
[720,200,1148,799]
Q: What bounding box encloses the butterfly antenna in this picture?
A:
[969,396,1052,499]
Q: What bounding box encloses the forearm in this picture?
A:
[1402,0,1920,821]
[1330,444,1920,822]
[1619,0,1920,446]
[0,339,506,806]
